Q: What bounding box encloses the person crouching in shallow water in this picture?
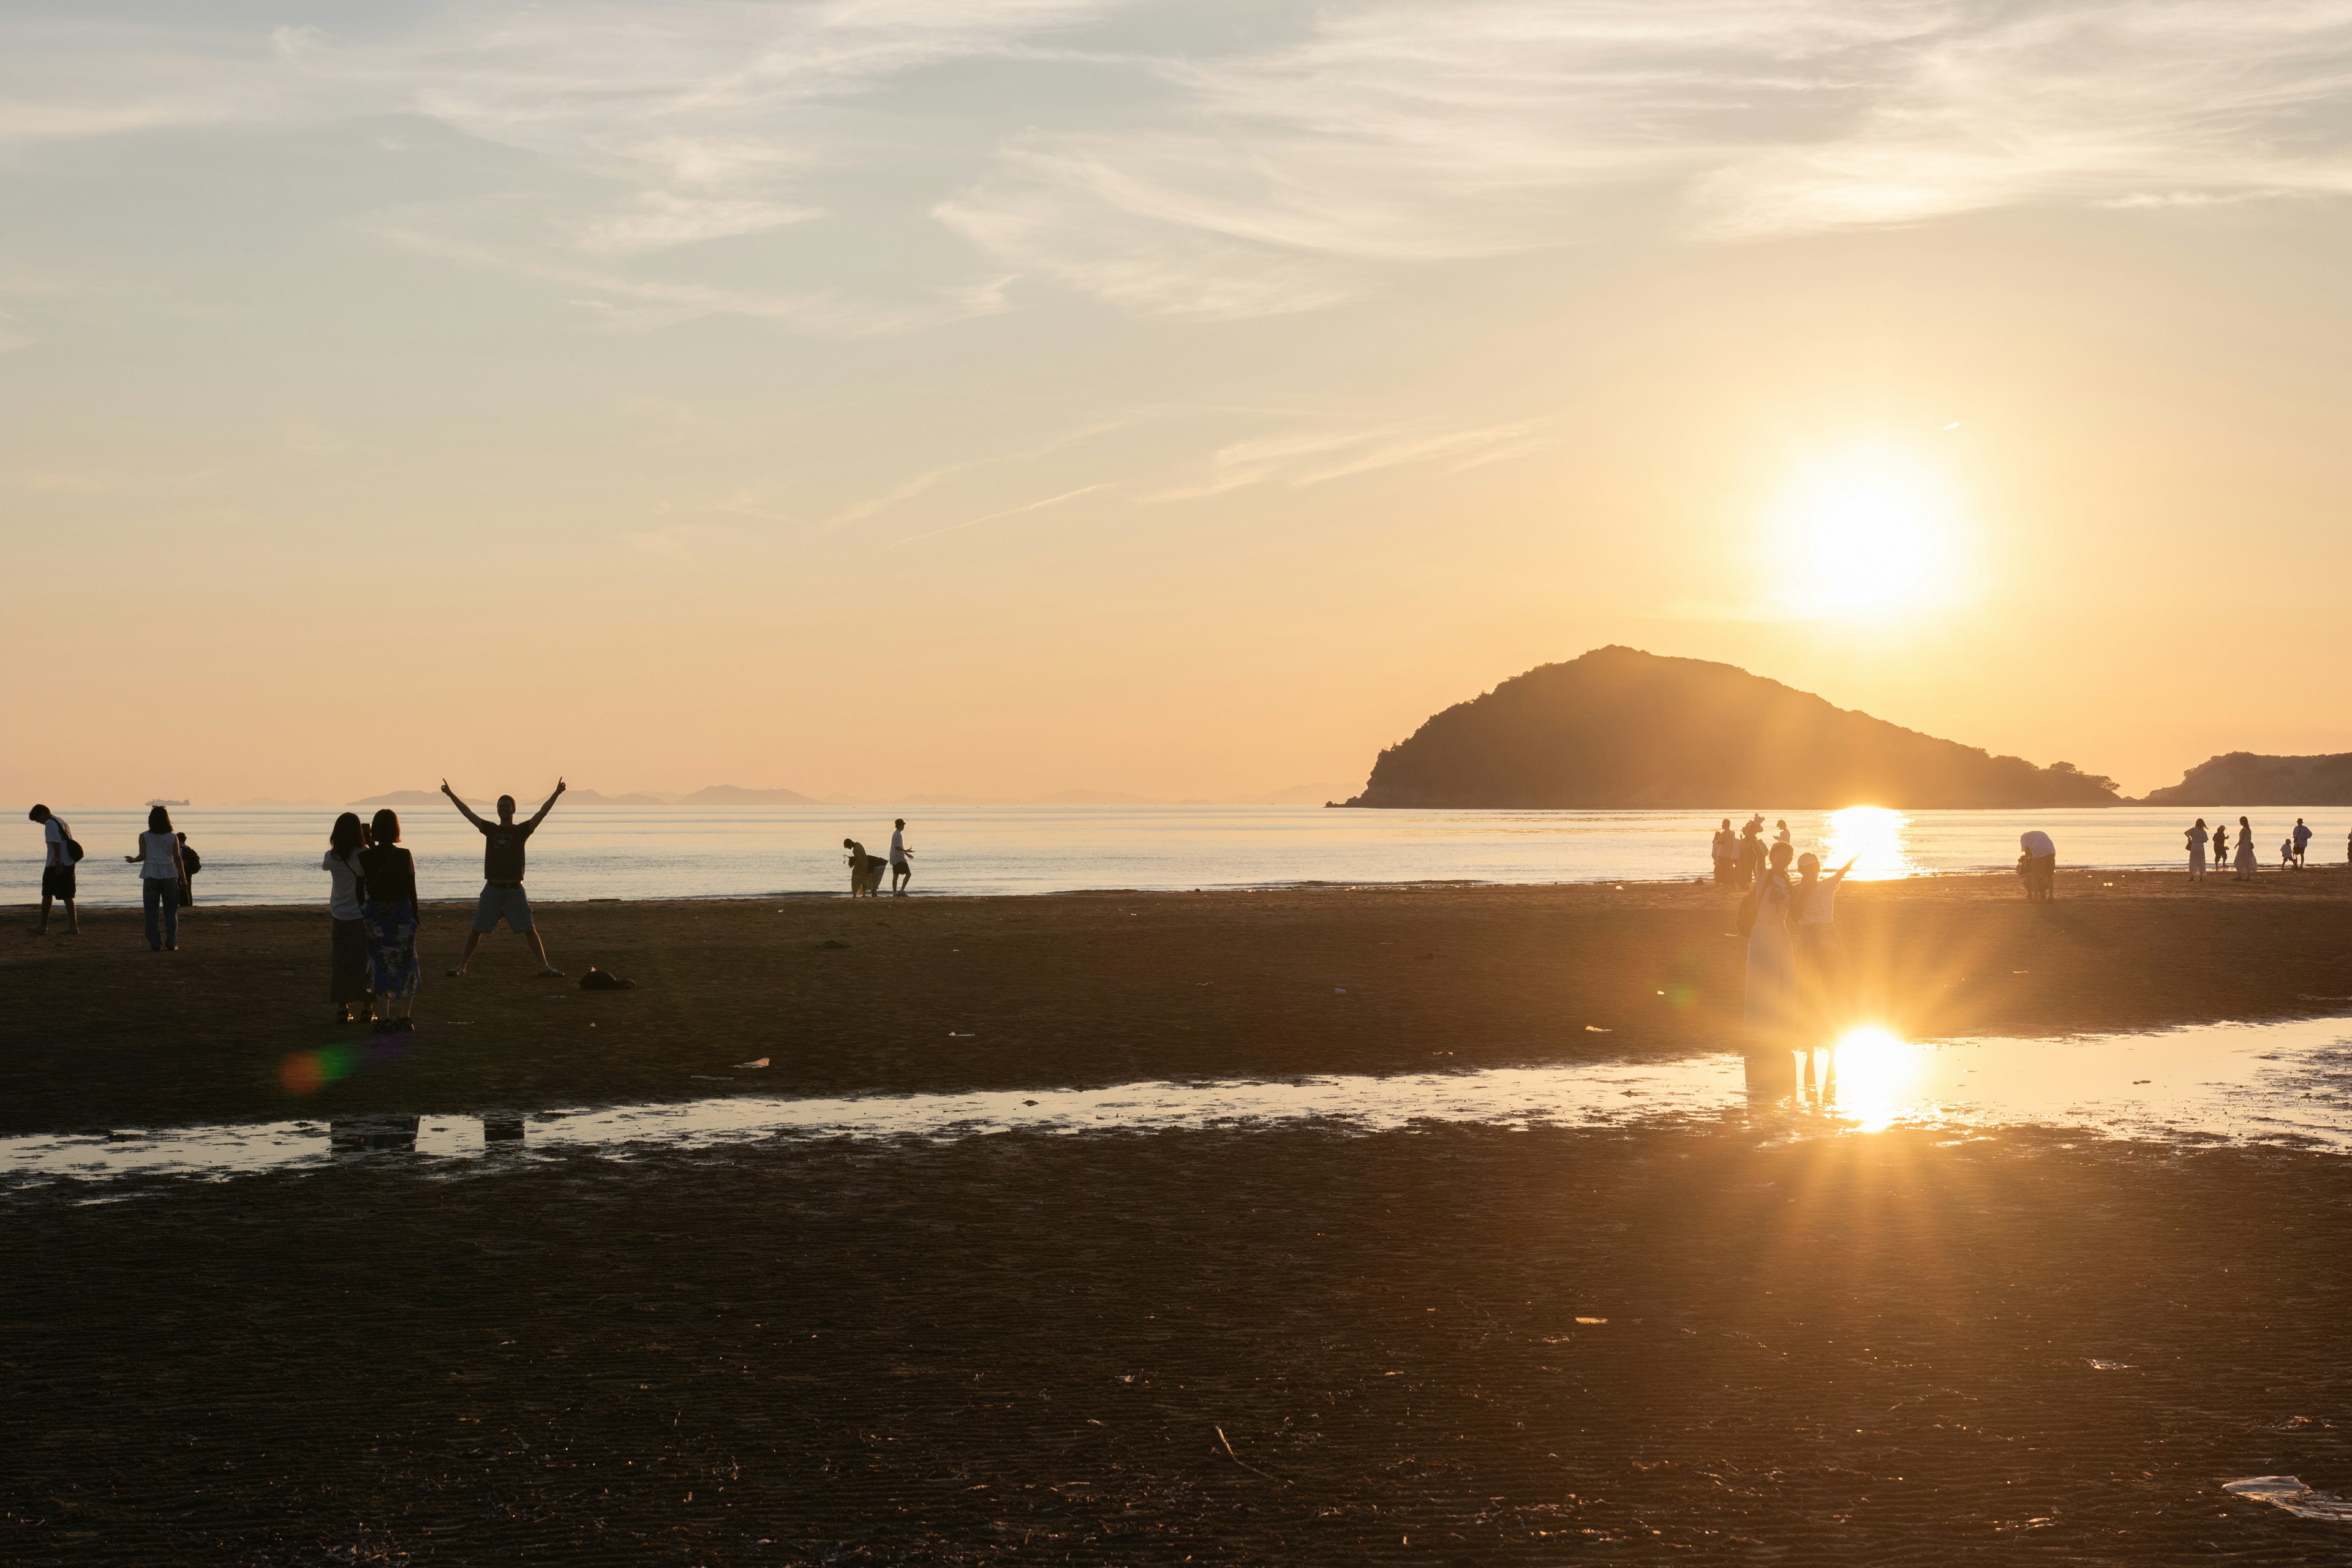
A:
[322,812,372,1025]
[1743,840,1800,1043]
[357,809,421,1033]
[2017,829,2057,902]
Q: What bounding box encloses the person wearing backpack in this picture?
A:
[28,804,81,936]
[176,832,202,907]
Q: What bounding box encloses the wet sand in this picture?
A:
[7,874,2352,1562]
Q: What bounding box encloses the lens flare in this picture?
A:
[278,1044,356,1095]
[1825,1025,1921,1132]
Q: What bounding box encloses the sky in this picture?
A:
[9,0,2352,805]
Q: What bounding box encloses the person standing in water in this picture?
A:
[442,778,565,978]
[888,818,913,896]
[2185,818,2209,881]
[2234,816,2256,879]
[1743,840,1800,1042]
[126,805,186,951]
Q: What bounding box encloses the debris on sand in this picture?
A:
[2225,1476,2352,1522]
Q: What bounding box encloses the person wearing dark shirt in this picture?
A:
[442,777,565,978]
[357,809,422,1032]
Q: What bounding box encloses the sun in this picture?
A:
[1766,449,1964,619]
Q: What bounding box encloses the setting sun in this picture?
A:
[1770,451,1965,620]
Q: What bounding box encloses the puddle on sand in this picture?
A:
[2,1014,2348,1188]
[2224,1476,2352,1523]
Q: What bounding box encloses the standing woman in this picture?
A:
[1744,840,1800,1042]
[357,809,421,1032]
[322,812,372,1025]
[2186,818,2209,881]
[2234,815,2257,880]
[125,805,186,951]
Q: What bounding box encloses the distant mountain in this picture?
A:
[349,790,445,809]
[1342,647,2122,810]
[677,784,822,807]
[2141,752,2352,806]
[564,788,676,806]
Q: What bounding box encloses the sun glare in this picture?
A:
[1824,1025,1922,1132]
[1769,451,1964,619]
[1823,805,1918,880]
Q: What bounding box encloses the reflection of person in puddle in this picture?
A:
[1743,840,1798,1042]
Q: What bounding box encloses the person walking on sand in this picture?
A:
[2211,820,2228,874]
[322,812,372,1025]
[357,809,421,1032]
[2234,816,2256,880]
[2293,818,2312,869]
[2185,818,2209,881]
[888,818,913,895]
[126,805,187,951]
[441,778,565,978]
[28,804,79,936]
[1743,840,1800,1042]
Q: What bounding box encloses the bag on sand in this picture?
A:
[579,967,636,992]
[1735,888,1760,938]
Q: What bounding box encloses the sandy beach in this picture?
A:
[7,875,2352,1562]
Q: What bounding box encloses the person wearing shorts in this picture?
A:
[442,777,565,977]
[889,818,913,895]
[29,804,78,935]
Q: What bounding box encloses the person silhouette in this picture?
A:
[442,778,566,978]
[2233,816,2256,880]
[888,818,913,895]
[2292,818,2312,869]
[2185,818,2209,881]
[2211,819,2227,873]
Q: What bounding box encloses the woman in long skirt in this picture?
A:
[323,812,372,1024]
[2185,819,2208,880]
[1744,840,1800,1041]
[357,809,422,1032]
[2234,816,2257,880]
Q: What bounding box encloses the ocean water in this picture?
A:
[11,803,2340,909]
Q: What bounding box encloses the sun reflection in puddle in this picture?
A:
[6,1015,2352,1188]
[1822,805,1919,880]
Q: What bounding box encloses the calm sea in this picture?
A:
[13,804,2331,910]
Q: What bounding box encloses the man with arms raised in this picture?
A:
[442,778,565,978]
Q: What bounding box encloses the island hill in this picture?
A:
[2141,752,2352,806]
[1340,647,2122,810]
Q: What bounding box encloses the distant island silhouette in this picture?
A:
[2141,752,2352,806]
[1340,647,2122,810]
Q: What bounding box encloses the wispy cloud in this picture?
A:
[9,1,2352,329]
[889,482,1113,546]
[1144,418,1543,500]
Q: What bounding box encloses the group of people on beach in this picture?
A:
[2182,816,2339,880]
[1726,821,1858,1042]
[317,782,570,1031]
[843,820,914,897]
[28,804,201,945]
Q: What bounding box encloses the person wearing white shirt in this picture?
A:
[125,804,187,951]
[28,804,78,936]
[889,818,913,896]
[322,812,373,1025]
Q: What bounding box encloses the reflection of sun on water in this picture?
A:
[1826,1025,1922,1132]
[1824,805,1918,880]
